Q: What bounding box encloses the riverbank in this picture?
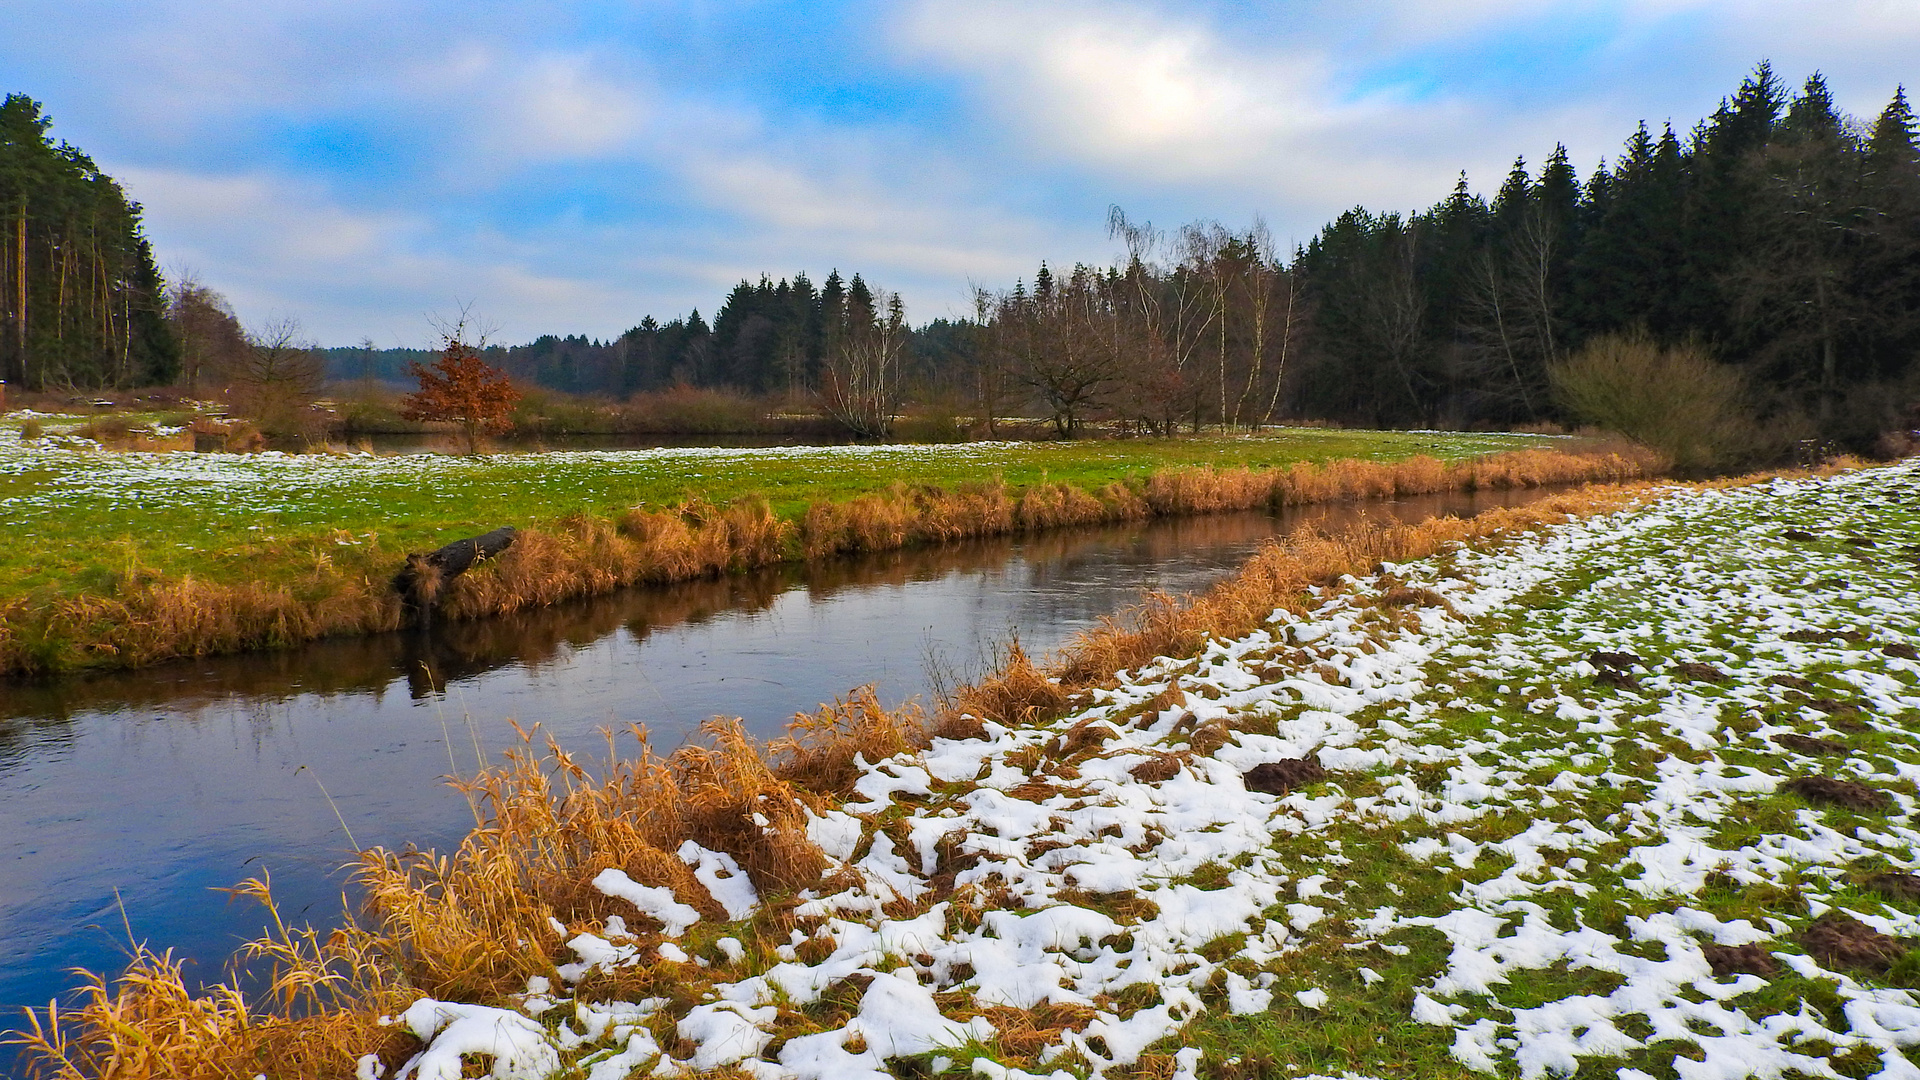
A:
[27,461,1916,1078]
[0,424,1647,675]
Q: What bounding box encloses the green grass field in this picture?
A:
[0,420,1553,603]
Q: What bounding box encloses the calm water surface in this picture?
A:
[0,490,1549,1038]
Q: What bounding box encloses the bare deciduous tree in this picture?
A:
[231,316,326,443]
[820,290,906,439]
[164,270,249,396]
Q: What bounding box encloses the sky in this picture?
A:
[3,0,1917,347]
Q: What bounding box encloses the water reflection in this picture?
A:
[0,488,1546,1035]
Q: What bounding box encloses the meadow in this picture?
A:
[19,460,1919,1079]
[0,418,1639,674]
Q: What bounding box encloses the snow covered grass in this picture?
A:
[0,417,1631,674]
[270,460,1919,1080]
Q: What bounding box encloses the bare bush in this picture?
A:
[231,317,328,445]
[819,288,906,439]
[1549,333,1758,472]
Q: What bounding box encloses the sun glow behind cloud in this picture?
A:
[2,0,1915,342]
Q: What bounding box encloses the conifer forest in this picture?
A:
[0,94,175,391]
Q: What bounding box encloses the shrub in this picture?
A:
[18,417,42,440]
[616,386,773,435]
[1549,333,1757,473]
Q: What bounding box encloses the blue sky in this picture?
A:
[4,0,1916,346]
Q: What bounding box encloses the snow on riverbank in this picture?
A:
[386,462,1920,1080]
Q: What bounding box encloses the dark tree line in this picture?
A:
[0,94,175,390]
[324,270,917,406]
[1290,64,1920,444]
[312,63,1919,449]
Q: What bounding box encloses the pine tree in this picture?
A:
[1858,87,1920,392]
[0,94,176,389]
[1726,71,1864,418]
[1867,86,1919,173]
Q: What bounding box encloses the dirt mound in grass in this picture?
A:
[1589,650,1644,670]
[1701,942,1780,977]
[1868,873,1920,902]
[1783,776,1890,812]
[1672,662,1729,683]
[1771,733,1848,756]
[1243,758,1325,794]
[1594,669,1642,690]
[1801,913,1905,974]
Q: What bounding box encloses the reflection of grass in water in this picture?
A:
[0,430,1647,674]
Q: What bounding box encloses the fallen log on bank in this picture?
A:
[392,526,518,628]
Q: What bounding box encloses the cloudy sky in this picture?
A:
[3,1,1916,346]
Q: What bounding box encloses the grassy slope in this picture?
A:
[0,423,1546,600]
[1165,466,1920,1078]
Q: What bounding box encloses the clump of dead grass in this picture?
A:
[8,875,413,1080]
[775,685,929,795]
[948,640,1070,729]
[358,719,830,1004]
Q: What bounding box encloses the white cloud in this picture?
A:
[116,165,639,344]
[401,46,651,169]
[508,55,647,157]
[895,0,1548,226]
[900,0,1339,181]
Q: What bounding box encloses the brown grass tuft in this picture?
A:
[950,641,1070,728]
[775,685,928,795]
[356,719,827,1004]
[9,877,411,1080]
[980,1002,1099,1060]
[1015,481,1110,531]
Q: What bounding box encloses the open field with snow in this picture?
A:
[352,462,1920,1080]
[0,417,1603,674]
[0,421,1551,594]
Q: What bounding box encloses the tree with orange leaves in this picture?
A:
[400,320,521,454]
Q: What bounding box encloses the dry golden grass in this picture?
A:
[948,640,1070,730]
[1054,484,1651,690]
[775,685,929,795]
[5,712,856,1078]
[356,718,830,1002]
[8,875,412,1080]
[0,575,401,675]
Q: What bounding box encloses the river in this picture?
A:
[0,487,1550,1043]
